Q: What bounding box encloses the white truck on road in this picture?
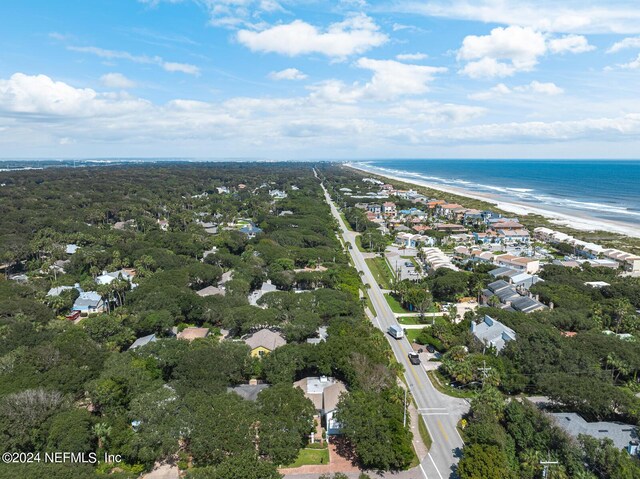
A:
[388,324,404,339]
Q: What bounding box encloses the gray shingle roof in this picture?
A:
[550,413,639,450]
[472,315,516,353]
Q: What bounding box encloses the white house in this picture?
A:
[96,269,135,286]
[294,376,347,437]
[471,315,516,353]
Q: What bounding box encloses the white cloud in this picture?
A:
[268,68,307,80]
[139,0,284,28]
[68,45,200,75]
[515,80,563,95]
[619,53,640,69]
[469,80,562,100]
[236,14,387,58]
[422,114,640,143]
[100,73,136,89]
[468,83,512,100]
[356,58,447,98]
[308,58,446,102]
[460,58,516,79]
[458,26,546,78]
[162,62,201,75]
[548,34,595,54]
[3,72,640,157]
[0,73,146,117]
[607,36,640,53]
[391,1,640,34]
[396,52,428,61]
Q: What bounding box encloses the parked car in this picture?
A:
[426,345,435,353]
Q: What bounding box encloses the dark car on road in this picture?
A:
[408,352,421,365]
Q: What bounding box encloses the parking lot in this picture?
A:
[385,247,424,282]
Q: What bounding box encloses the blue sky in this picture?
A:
[2,0,640,159]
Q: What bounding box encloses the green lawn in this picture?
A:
[419,413,433,450]
[339,211,353,231]
[427,370,476,399]
[406,328,427,344]
[366,257,393,289]
[361,288,375,313]
[397,315,422,325]
[385,293,410,313]
[284,447,330,468]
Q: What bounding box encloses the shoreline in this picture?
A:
[347,162,640,239]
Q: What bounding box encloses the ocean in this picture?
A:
[355,159,640,226]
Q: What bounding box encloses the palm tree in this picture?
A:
[96,284,112,313]
[519,449,542,478]
[93,423,111,450]
[46,294,67,316]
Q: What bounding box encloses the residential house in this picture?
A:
[196,285,225,297]
[534,227,640,273]
[96,269,135,286]
[433,223,467,233]
[412,225,431,234]
[113,219,135,230]
[471,315,516,353]
[128,334,158,350]
[436,203,464,219]
[366,204,382,217]
[248,280,278,306]
[395,232,423,248]
[463,209,484,225]
[72,291,105,315]
[47,285,74,297]
[197,220,218,234]
[482,280,547,313]
[422,247,458,272]
[177,327,210,341]
[473,231,502,244]
[157,219,169,231]
[307,326,328,345]
[269,189,287,199]
[382,201,397,217]
[202,246,218,261]
[363,178,383,185]
[243,328,286,357]
[48,259,69,275]
[294,376,347,436]
[227,381,270,401]
[66,244,79,254]
[489,267,543,289]
[549,413,639,453]
[239,223,263,238]
[495,254,540,274]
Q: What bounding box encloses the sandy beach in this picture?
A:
[347,162,640,239]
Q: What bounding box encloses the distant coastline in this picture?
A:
[347,161,640,239]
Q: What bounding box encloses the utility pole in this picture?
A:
[478,360,492,387]
[540,454,559,478]
[403,387,407,428]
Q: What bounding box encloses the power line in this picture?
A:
[540,453,559,479]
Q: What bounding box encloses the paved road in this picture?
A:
[320,180,468,479]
